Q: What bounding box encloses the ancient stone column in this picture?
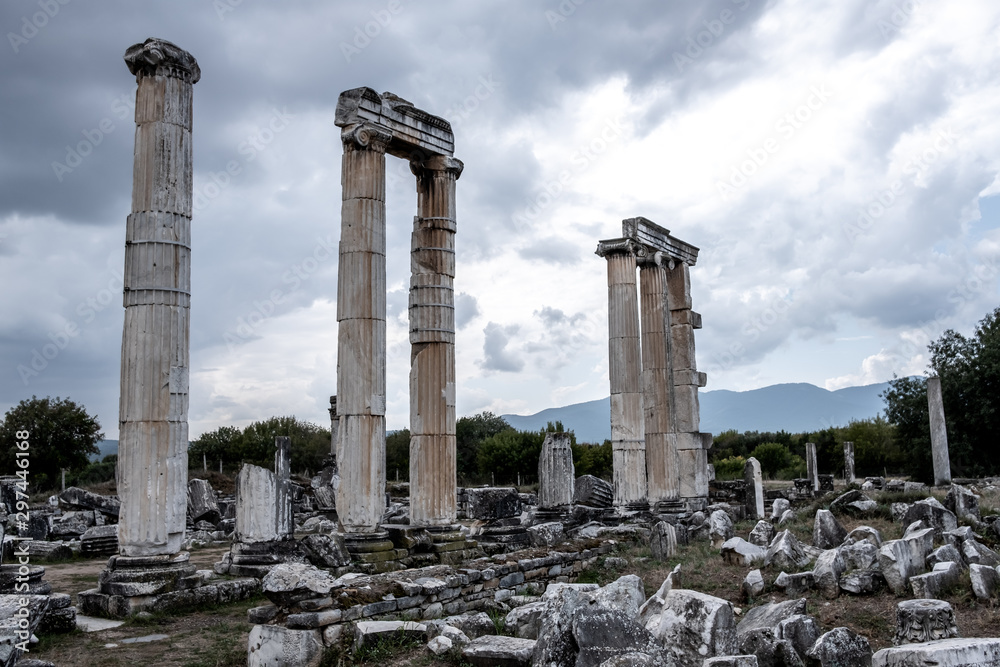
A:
[666,260,708,500]
[274,436,292,538]
[408,155,463,528]
[894,599,959,645]
[329,396,339,458]
[335,121,391,534]
[744,457,764,520]
[639,255,678,505]
[843,441,856,484]
[117,38,199,558]
[805,442,819,492]
[596,241,647,508]
[538,432,575,511]
[927,376,952,486]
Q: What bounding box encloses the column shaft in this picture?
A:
[336,123,390,533]
[117,41,199,557]
[640,261,678,502]
[409,156,462,527]
[606,251,647,507]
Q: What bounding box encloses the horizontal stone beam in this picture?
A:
[335,87,454,160]
[622,216,699,265]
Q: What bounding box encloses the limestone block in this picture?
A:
[506,600,546,639]
[59,487,120,518]
[813,548,847,599]
[650,521,678,560]
[736,598,807,638]
[969,563,1000,600]
[721,538,765,566]
[873,638,1000,667]
[464,635,535,667]
[187,478,221,524]
[774,571,814,596]
[300,534,351,569]
[654,589,736,667]
[771,498,791,520]
[428,635,452,655]
[764,531,812,570]
[878,532,933,596]
[841,540,879,571]
[538,433,575,509]
[813,510,848,550]
[748,520,774,548]
[960,537,1000,567]
[703,658,760,667]
[927,376,952,486]
[572,606,659,667]
[776,613,820,660]
[807,627,872,667]
[672,384,700,432]
[737,628,801,667]
[839,570,885,595]
[844,526,883,548]
[709,510,734,548]
[637,564,680,631]
[741,569,764,600]
[909,561,961,599]
[527,522,565,548]
[235,464,280,543]
[744,458,764,520]
[574,475,614,508]
[945,484,980,522]
[465,487,521,519]
[354,620,426,649]
[247,625,324,667]
[927,544,965,570]
[262,563,340,609]
[903,498,957,538]
[677,441,709,498]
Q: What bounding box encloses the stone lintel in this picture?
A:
[622,216,699,266]
[335,87,454,160]
[124,38,200,84]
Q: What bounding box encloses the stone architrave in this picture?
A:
[334,88,461,537]
[538,432,575,510]
[805,443,819,492]
[596,239,647,508]
[409,155,463,528]
[843,441,855,484]
[639,252,679,505]
[116,37,200,558]
[927,376,952,486]
[743,457,764,520]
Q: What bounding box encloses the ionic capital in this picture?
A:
[596,238,647,260]
[342,122,392,153]
[124,38,200,84]
[410,155,464,180]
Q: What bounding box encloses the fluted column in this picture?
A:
[117,39,199,557]
[336,121,391,534]
[597,241,647,508]
[409,155,463,527]
[639,256,679,503]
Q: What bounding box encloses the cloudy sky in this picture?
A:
[3,0,999,441]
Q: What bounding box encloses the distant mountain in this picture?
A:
[501,381,893,443]
[92,439,118,461]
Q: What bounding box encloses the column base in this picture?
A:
[344,531,405,572]
[477,518,530,555]
[533,506,571,524]
[0,564,51,595]
[214,539,309,578]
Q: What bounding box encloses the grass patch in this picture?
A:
[351,628,425,663]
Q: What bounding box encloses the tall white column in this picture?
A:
[598,242,647,508]
[927,376,952,486]
[117,38,199,557]
[336,122,391,534]
[409,155,463,527]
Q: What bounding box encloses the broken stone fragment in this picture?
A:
[764,530,812,570]
[813,509,848,550]
[807,626,873,667]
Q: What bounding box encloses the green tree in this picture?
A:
[456,412,512,482]
[748,442,790,478]
[237,416,330,473]
[882,375,932,482]
[476,429,544,485]
[188,425,243,468]
[839,416,901,476]
[0,396,102,491]
[573,440,612,479]
[386,428,410,482]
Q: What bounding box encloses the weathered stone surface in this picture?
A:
[599,653,670,666]
[776,613,820,660]
[813,510,848,550]
[59,487,120,517]
[945,484,979,523]
[187,478,221,524]
[702,658,760,667]
[813,548,847,599]
[637,564,680,631]
[574,606,659,667]
[909,561,961,599]
[506,600,545,640]
[737,598,807,638]
[262,563,340,608]
[839,570,884,595]
[744,458,765,520]
[806,627,872,667]
[771,498,791,520]
[464,635,535,667]
[574,475,614,508]
[538,432,575,510]
[721,538,765,566]
[926,543,965,570]
[960,537,1000,567]
[428,635,453,655]
[778,509,796,526]
[927,376,951,486]
[741,569,764,600]
[354,620,426,649]
[247,624,323,667]
[903,498,957,538]
[774,571,814,596]
[890,503,910,524]
[970,563,1000,599]
[748,520,774,548]
[654,589,736,666]
[650,521,677,560]
[738,628,802,667]
[877,529,934,596]
[873,638,1000,666]
[894,599,959,646]
[80,525,119,557]
[465,487,521,520]
[844,526,882,548]
[709,509,734,548]
[764,531,811,570]
[528,522,565,548]
[841,540,879,571]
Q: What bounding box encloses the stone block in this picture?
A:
[354,620,426,649]
[814,509,848,550]
[748,520,774,548]
[721,538,765,566]
[465,487,521,520]
[574,475,613,508]
[247,625,324,667]
[774,571,814,596]
[807,627,872,666]
[813,548,847,599]
[764,531,812,570]
[894,599,958,646]
[970,563,1000,600]
[650,521,677,560]
[945,484,980,522]
[709,510,734,548]
[463,635,535,667]
[873,638,1000,666]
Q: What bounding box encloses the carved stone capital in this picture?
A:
[341,122,392,153]
[596,238,646,260]
[636,249,665,268]
[124,38,200,84]
[410,155,464,181]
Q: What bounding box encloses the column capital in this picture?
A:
[341,121,393,153]
[410,155,464,180]
[124,38,200,84]
[596,237,647,260]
